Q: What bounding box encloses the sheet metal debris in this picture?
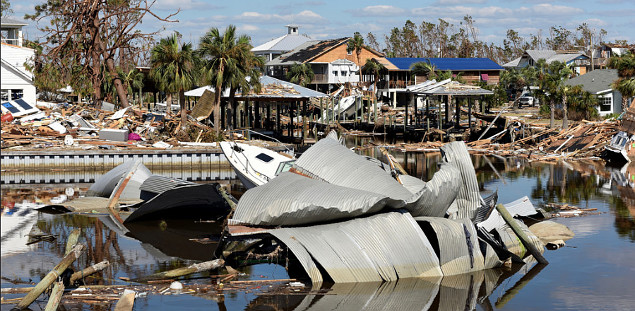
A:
[270,211,442,283]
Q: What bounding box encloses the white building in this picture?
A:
[565,69,623,117]
[251,25,312,63]
[1,18,36,104]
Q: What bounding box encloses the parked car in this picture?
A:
[518,95,535,108]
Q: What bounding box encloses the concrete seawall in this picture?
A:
[1,148,230,184]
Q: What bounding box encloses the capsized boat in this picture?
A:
[603,131,633,165]
[220,141,295,189]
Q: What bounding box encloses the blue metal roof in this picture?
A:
[386,58,503,71]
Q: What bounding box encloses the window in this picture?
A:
[1,89,24,101]
[599,95,612,112]
[341,71,347,76]
[255,153,274,163]
[333,71,338,76]
[275,160,296,175]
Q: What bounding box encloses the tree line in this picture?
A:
[364,15,626,65]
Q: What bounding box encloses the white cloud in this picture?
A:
[351,5,407,17]
[239,24,260,32]
[437,0,486,4]
[236,10,324,24]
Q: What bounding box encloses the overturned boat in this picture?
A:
[220,141,295,189]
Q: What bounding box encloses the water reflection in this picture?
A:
[245,266,545,311]
[2,154,635,310]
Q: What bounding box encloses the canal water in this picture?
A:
[1,149,634,310]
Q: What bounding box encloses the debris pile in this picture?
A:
[222,134,556,285]
[1,101,219,150]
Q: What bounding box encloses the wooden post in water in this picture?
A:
[495,204,549,264]
[131,259,224,282]
[70,260,110,284]
[43,280,64,311]
[114,290,136,311]
[15,244,85,310]
[42,228,81,310]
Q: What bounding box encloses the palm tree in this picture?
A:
[614,78,635,109]
[120,68,144,105]
[347,32,364,85]
[198,25,252,134]
[569,85,599,120]
[609,53,635,110]
[150,33,198,125]
[410,60,436,82]
[363,58,386,101]
[500,68,526,108]
[225,54,264,129]
[540,61,572,128]
[286,63,314,87]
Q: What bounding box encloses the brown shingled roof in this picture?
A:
[281,38,348,63]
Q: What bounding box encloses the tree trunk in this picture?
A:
[228,88,237,131]
[562,93,568,129]
[166,94,172,116]
[550,101,555,128]
[213,64,225,134]
[179,89,187,126]
[103,49,130,108]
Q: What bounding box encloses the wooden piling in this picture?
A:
[43,229,80,310]
[113,290,136,311]
[43,280,64,311]
[69,260,110,284]
[495,204,549,264]
[131,259,224,283]
[14,244,85,310]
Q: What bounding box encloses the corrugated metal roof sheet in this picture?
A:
[270,211,442,283]
[416,217,485,275]
[139,175,196,200]
[293,137,415,201]
[231,171,403,226]
[268,229,323,285]
[386,57,504,71]
[441,142,482,221]
[478,196,538,232]
[407,163,462,217]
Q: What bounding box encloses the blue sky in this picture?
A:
[10,0,635,49]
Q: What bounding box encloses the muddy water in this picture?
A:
[2,154,634,310]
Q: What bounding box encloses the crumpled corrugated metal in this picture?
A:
[270,211,442,283]
[231,172,404,226]
[441,141,482,220]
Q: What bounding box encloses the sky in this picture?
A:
[8,0,635,50]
